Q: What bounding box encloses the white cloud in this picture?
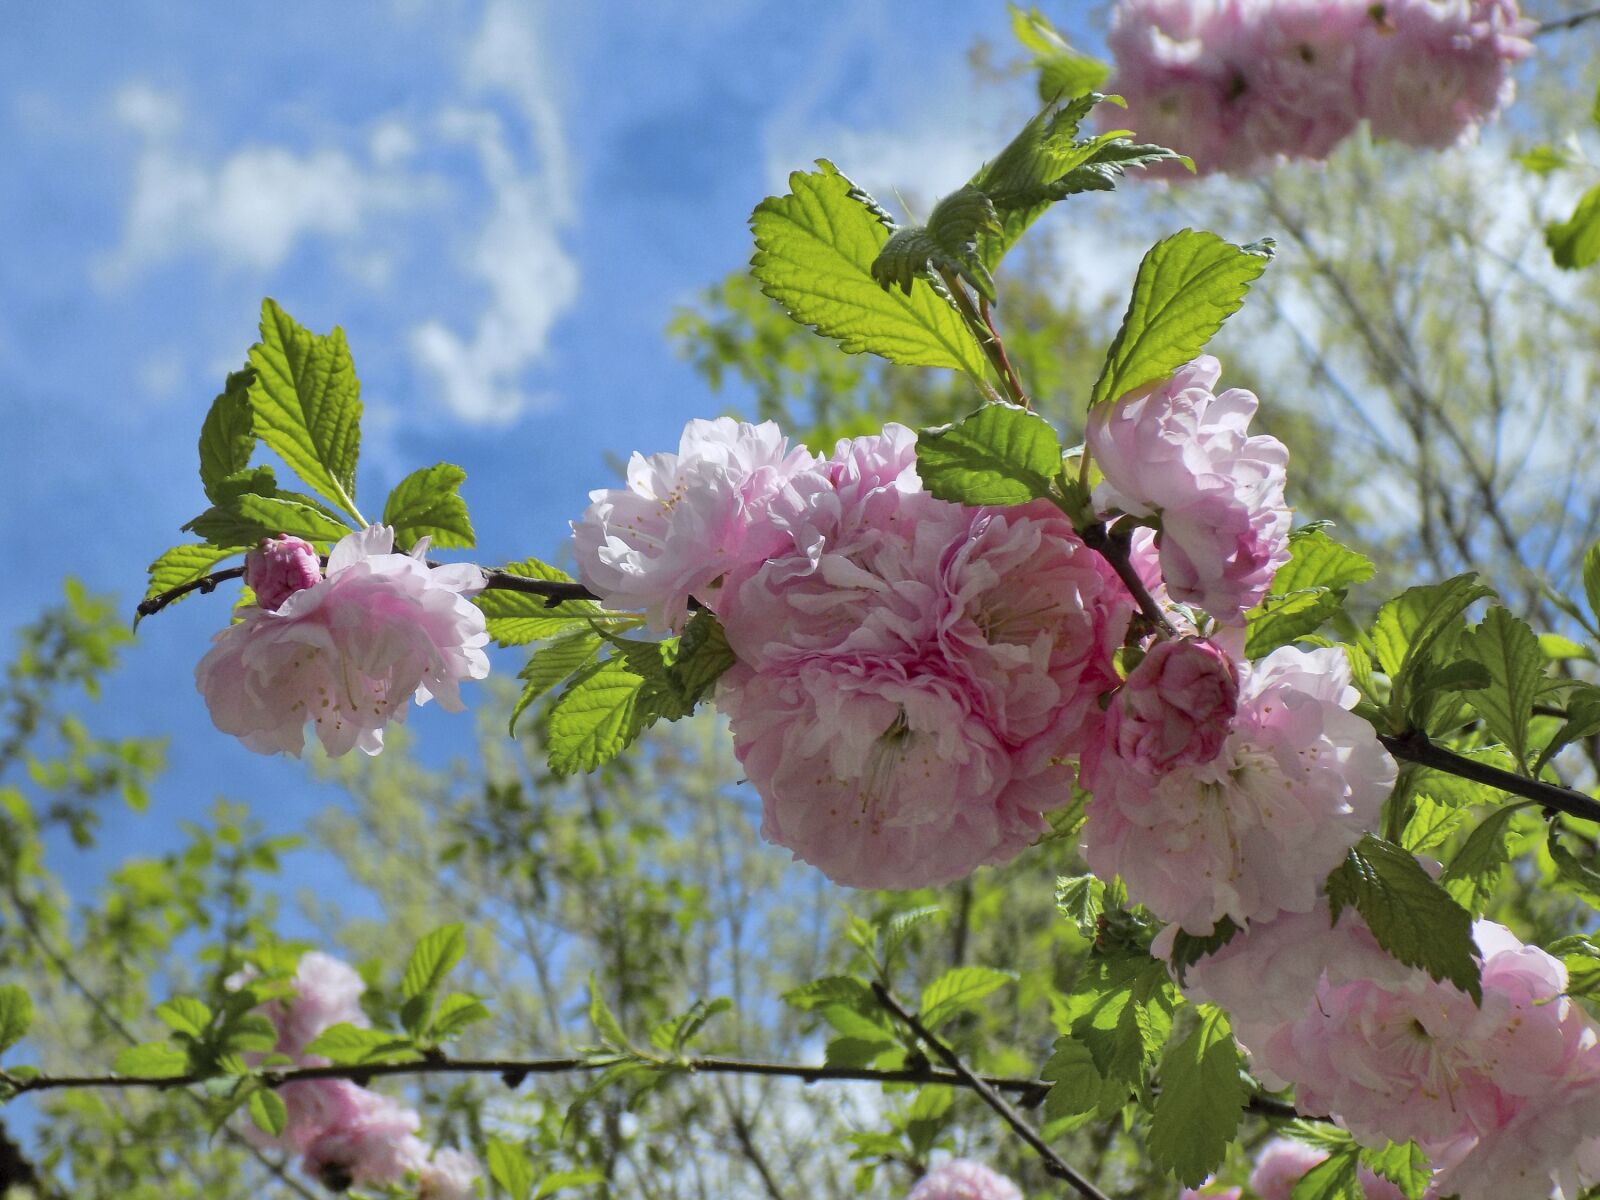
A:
[406,0,579,425]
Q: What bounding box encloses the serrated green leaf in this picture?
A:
[588,975,630,1051]
[246,298,363,520]
[918,966,1014,1030]
[1064,959,1173,1089]
[1270,528,1375,594]
[1400,793,1466,853]
[534,1169,606,1199]
[199,369,257,501]
[476,557,612,647]
[248,1087,288,1138]
[431,992,493,1040]
[1148,1006,1244,1186]
[547,655,647,776]
[185,493,351,547]
[0,987,32,1056]
[1439,802,1533,913]
[381,462,475,550]
[915,402,1064,505]
[143,544,251,610]
[1090,230,1271,409]
[825,1035,894,1068]
[1360,1141,1431,1200]
[510,632,603,736]
[1461,606,1544,769]
[1055,874,1105,938]
[114,1041,192,1078]
[1549,833,1600,909]
[1515,144,1571,175]
[1009,5,1111,103]
[749,162,987,377]
[155,997,212,1039]
[488,1136,535,1200]
[1246,589,1343,658]
[300,1023,416,1065]
[1041,1037,1127,1132]
[1291,1150,1362,1200]
[1547,184,1600,270]
[1327,835,1481,1002]
[1536,688,1600,776]
[783,976,876,1015]
[1371,574,1494,716]
[1166,918,1240,985]
[1585,541,1600,625]
[402,924,466,1001]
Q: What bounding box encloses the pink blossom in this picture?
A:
[419,1147,483,1200]
[245,535,322,611]
[1248,1137,1409,1200]
[273,951,369,1060]
[1356,0,1534,149]
[907,1160,1023,1200]
[1105,637,1238,775]
[1086,356,1289,622]
[571,417,823,632]
[1428,1071,1600,1200]
[1082,646,1395,935]
[300,1084,427,1190]
[195,525,490,757]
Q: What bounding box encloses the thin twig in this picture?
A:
[1535,6,1600,35]
[1379,729,1600,824]
[940,269,1030,408]
[870,982,1116,1200]
[1080,522,1179,638]
[135,564,599,620]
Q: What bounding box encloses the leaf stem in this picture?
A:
[870,982,1115,1200]
[939,269,1031,408]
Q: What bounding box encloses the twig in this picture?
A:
[1379,730,1600,824]
[870,982,1116,1200]
[1535,6,1600,35]
[1079,522,1179,638]
[135,564,599,620]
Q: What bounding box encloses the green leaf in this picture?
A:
[381,463,475,550]
[113,1041,192,1078]
[534,1169,606,1199]
[488,1136,535,1200]
[588,975,630,1051]
[1371,573,1494,714]
[510,632,603,736]
[431,992,493,1040]
[1535,687,1600,776]
[1515,145,1572,175]
[1090,229,1272,409]
[1166,918,1240,986]
[198,369,257,501]
[915,402,1064,505]
[783,976,876,1014]
[1246,589,1344,659]
[749,161,988,377]
[1585,541,1600,626]
[246,297,363,520]
[1327,835,1481,1002]
[143,544,250,606]
[1360,1141,1431,1200]
[1547,184,1600,270]
[402,924,466,1001]
[1064,959,1173,1089]
[1460,606,1544,768]
[1041,1037,1128,1131]
[0,987,32,1055]
[185,493,351,547]
[248,1088,288,1138]
[300,1023,417,1065]
[1549,832,1600,909]
[1148,1006,1244,1186]
[825,1036,894,1068]
[476,557,612,647]
[918,966,1015,1030]
[1267,527,1375,594]
[1291,1150,1363,1200]
[1010,5,1111,102]
[155,997,212,1039]
[1439,802,1533,913]
[547,655,647,776]
[1055,873,1105,938]
[872,185,999,301]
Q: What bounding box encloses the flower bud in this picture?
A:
[1108,637,1239,774]
[245,535,322,611]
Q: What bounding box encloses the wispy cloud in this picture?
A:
[407,0,580,426]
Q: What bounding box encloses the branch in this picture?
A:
[1080,522,1180,638]
[1379,729,1600,824]
[134,564,600,620]
[870,982,1116,1200]
[1535,6,1600,35]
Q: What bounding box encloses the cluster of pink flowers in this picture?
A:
[197,527,490,757]
[907,1160,1023,1200]
[1183,910,1600,1198]
[238,952,480,1197]
[1107,0,1535,175]
[577,420,1134,888]
[1244,1138,1406,1199]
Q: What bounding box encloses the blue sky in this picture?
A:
[1,2,1105,900]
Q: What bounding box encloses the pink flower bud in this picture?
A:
[245,535,322,611]
[1108,637,1239,775]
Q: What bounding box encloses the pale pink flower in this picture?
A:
[1429,1070,1600,1200]
[195,525,490,757]
[1105,637,1238,774]
[272,952,369,1061]
[245,535,322,611]
[1248,1137,1409,1200]
[1086,356,1289,622]
[907,1160,1023,1200]
[1356,0,1534,148]
[419,1147,483,1200]
[571,417,823,632]
[300,1085,427,1190]
[1082,646,1395,935]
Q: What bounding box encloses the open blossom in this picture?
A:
[718,430,1130,889]
[245,534,322,611]
[301,1084,427,1191]
[1086,356,1289,622]
[418,1148,483,1200]
[271,951,369,1060]
[1429,1073,1600,1200]
[1357,0,1534,149]
[907,1160,1023,1200]
[1105,637,1238,774]
[571,417,823,632]
[1082,646,1394,935]
[195,525,490,757]
[1249,1137,1407,1200]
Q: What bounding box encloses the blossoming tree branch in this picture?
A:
[9,3,1600,1199]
